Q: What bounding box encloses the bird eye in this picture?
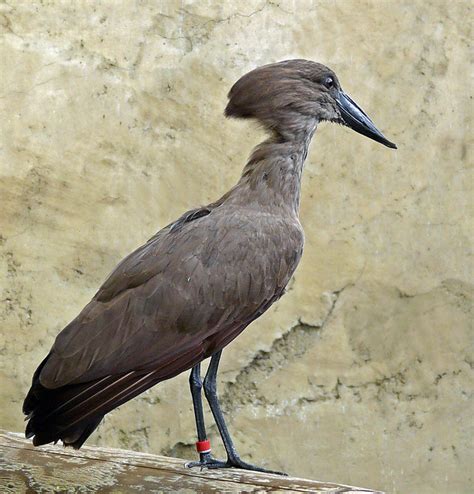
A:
[324,76,334,89]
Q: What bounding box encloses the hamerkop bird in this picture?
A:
[24,60,396,474]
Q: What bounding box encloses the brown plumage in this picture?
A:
[24,60,395,461]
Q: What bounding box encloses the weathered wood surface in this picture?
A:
[0,431,383,493]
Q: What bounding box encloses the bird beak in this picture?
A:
[335,91,397,149]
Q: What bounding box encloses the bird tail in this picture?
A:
[23,345,202,448]
[23,356,164,448]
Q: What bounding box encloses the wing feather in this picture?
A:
[37,207,303,390]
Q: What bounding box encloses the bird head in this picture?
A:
[225,59,396,149]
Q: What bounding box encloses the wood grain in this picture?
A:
[0,431,383,493]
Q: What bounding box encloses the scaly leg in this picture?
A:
[187,351,286,475]
[186,362,227,469]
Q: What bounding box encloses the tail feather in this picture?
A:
[62,415,104,449]
[23,345,204,448]
[24,370,162,447]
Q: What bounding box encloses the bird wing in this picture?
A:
[95,206,212,303]
[39,205,302,389]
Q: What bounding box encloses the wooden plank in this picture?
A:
[0,431,383,493]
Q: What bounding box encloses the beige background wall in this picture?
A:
[0,1,472,492]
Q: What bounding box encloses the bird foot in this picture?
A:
[186,451,226,470]
[186,452,287,476]
[226,455,287,476]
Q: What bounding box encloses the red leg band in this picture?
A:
[196,439,211,454]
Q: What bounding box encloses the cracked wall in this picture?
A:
[0,1,472,493]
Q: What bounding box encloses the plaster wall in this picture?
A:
[0,1,472,492]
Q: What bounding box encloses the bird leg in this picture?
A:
[186,363,226,468]
[187,350,286,475]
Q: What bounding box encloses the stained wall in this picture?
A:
[0,2,472,493]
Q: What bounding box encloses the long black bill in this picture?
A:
[336,91,397,149]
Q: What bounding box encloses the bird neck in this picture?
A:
[229,126,316,216]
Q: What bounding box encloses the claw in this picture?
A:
[228,457,287,476]
[186,454,287,476]
[186,456,228,470]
